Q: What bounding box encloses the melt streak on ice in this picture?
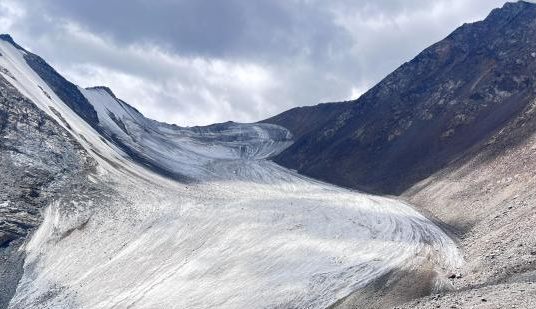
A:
[0,40,462,309]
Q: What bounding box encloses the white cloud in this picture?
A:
[0,0,25,31]
[48,22,281,125]
[329,0,506,89]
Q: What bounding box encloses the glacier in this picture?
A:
[0,38,462,308]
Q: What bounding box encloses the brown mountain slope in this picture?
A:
[396,69,536,309]
[266,2,536,307]
[331,76,536,308]
[264,1,536,195]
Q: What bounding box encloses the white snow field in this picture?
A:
[0,40,463,309]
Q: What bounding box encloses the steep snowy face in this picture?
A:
[80,86,293,181]
[0,36,463,309]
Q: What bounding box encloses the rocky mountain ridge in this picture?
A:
[264,0,536,195]
[0,74,98,308]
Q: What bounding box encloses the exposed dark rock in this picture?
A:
[0,75,96,309]
[2,2,536,309]
[0,35,25,51]
[85,85,116,98]
[22,52,100,126]
[264,1,536,195]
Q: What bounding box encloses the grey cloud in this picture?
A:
[1,0,509,125]
[30,0,348,62]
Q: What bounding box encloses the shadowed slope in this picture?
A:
[264,1,536,195]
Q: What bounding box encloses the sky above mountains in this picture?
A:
[0,0,510,126]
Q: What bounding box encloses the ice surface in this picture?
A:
[0,40,463,309]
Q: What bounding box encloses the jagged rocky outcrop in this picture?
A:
[397,60,536,309]
[0,75,97,308]
[264,1,536,195]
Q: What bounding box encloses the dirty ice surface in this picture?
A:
[0,39,462,309]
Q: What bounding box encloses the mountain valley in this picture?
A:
[1,1,536,308]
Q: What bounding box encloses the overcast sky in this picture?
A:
[0,0,512,126]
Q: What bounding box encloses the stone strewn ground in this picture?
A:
[0,75,96,308]
[332,92,536,308]
[398,283,536,309]
[400,94,536,308]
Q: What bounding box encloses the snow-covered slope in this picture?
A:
[0,37,463,309]
[79,85,293,181]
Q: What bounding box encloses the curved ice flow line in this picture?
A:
[0,40,463,309]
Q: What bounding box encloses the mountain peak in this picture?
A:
[0,34,14,42]
[0,34,26,51]
[503,0,536,9]
[86,86,117,98]
[266,0,536,195]
[486,0,536,21]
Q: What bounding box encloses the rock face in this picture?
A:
[399,70,536,308]
[0,76,96,308]
[264,1,536,195]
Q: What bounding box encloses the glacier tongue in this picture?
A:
[0,38,463,309]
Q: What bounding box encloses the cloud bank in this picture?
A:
[1,0,509,125]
